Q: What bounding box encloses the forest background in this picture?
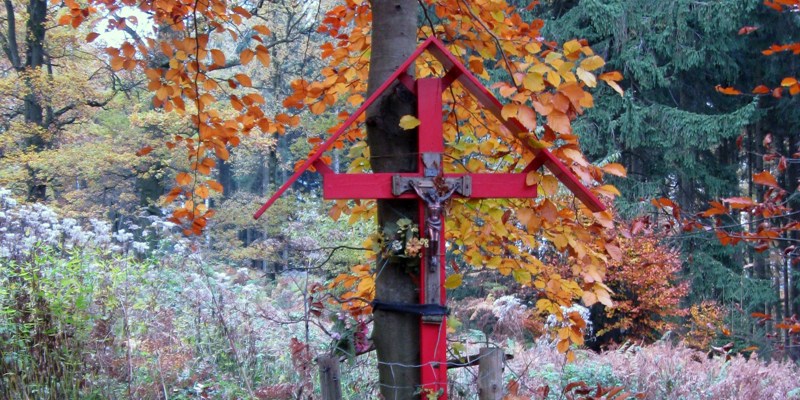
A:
[1,0,800,398]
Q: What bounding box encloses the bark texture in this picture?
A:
[366,1,420,399]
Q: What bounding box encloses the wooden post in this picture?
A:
[478,348,504,400]
[318,355,342,400]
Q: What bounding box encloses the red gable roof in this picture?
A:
[254,36,604,219]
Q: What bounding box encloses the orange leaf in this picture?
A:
[210,49,225,67]
[253,24,271,35]
[701,201,727,217]
[598,71,623,81]
[215,145,230,161]
[58,14,72,26]
[207,180,224,192]
[752,85,770,94]
[85,32,100,43]
[715,85,741,95]
[110,56,124,71]
[517,105,537,131]
[753,170,779,188]
[234,73,252,87]
[195,185,209,199]
[256,45,270,67]
[781,77,798,87]
[176,172,192,186]
[240,48,255,65]
[546,111,571,134]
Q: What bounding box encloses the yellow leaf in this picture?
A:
[523,72,545,92]
[399,115,420,130]
[541,175,559,196]
[536,298,554,314]
[605,80,624,96]
[357,276,374,294]
[595,184,621,198]
[599,72,624,96]
[546,70,562,87]
[490,10,504,22]
[563,40,582,56]
[602,163,627,177]
[579,55,605,72]
[513,269,531,284]
[444,273,463,289]
[576,67,596,87]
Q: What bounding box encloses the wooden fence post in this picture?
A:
[318,355,342,400]
[478,347,504,400]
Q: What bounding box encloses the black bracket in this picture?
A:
[372,300,449,317]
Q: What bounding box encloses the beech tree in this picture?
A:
[0,0,118,200]
[61,0,625,396]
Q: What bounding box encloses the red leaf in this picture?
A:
[752,85,770,94]
[778,156,788,172]
[135,145,153,156]
[738,26,758,35]
[723,197,755,209]
[763,133,772,148]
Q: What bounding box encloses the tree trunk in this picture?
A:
[366,1,420,399]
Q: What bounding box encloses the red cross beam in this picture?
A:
[253,36,604,399]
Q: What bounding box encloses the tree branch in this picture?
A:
[2,0,21,69]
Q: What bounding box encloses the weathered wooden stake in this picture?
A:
[318,355,342,400]
[478,347,504,400]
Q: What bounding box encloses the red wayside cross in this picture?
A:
[254,37,605,399]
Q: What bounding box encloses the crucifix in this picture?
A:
[253,37,604,399]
